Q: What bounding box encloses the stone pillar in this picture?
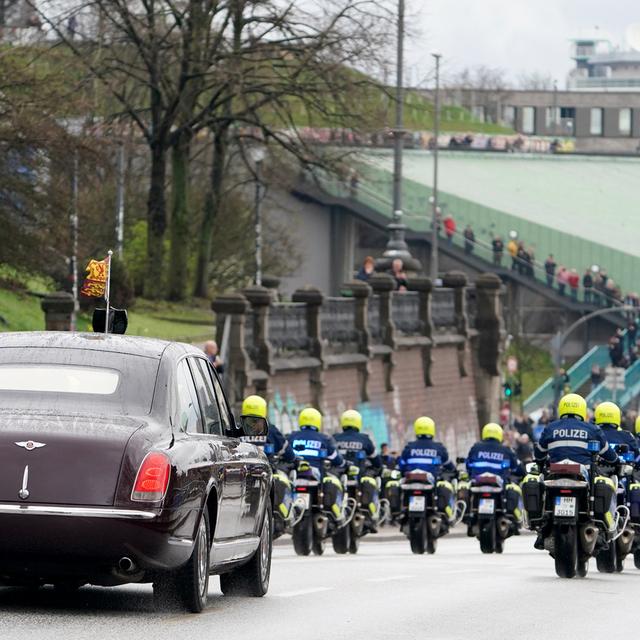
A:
[369,273,396,391]
[343,279,372,401]
[471,273,504,430]
[242,285,274,378]
[292,287,325,408]
[41,292,75,331]
[443,271,469,376]
[211,293,250,410]
[407,276,433,386]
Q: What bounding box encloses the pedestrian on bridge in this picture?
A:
[356,256,375,283]
[507,237,518,270]
[568,269,580,301]
[463,225,475,255]
[582,269,593,303]
[492,236,504,266]
[443,214,456,245]
[544,255,556,287]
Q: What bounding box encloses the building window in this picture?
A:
[619,108,632,136]
[502,106,516,126]
[560,107,576,119]
[522,107,535,134]
[590,108,603,135]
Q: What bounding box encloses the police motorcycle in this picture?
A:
[332,460,389,554]
[396,417,464,554]
[593,443,635,573]
[399,465,462,555]
[458,457,521,554]
[288,408,356,556]
[292,459,356,556]
[239,395,307,540]
[331,410,389,553]
[459,423,524,554]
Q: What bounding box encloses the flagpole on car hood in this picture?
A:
[104,250,113,335]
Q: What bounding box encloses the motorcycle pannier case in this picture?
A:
[522,477,543,521]
[629,484,640,524]
[593,477,616,524]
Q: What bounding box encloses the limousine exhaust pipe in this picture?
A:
[118,557,136,574]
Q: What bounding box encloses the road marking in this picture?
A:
[274,587,333,598]
[367,574,415,583]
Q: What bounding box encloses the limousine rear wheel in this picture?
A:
[220,508,272,597]
[154,510,210,613]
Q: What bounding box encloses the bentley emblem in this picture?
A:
[18,465,29,500]
[15,441,46,451]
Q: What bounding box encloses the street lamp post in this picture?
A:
[250,146,267,287]
[430,52,442,281]
[378,0,420,272]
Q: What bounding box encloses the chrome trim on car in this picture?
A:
[211,536,260,564]
[0,504,157,519]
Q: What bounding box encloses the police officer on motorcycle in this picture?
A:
[239,395,296,464]
[635,416,640,454]
[594,401,639,458]
[466,423,524,481]
[398,417,454,476]
[334,409,381,471]
[535,393,618,468]
[287,407,344,477]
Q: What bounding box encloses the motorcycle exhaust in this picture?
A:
[428,515,442,536]
[579,524,598,555]
[497,517,510,538]
[618,528,635,555]
[314,514,329,536]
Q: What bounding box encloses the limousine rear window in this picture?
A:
[0,365,120,395]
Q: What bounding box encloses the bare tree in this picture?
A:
[517,71,555,91]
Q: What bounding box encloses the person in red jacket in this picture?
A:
[443,214,456,245]
[568,268,580,301]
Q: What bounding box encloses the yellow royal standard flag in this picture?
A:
[80,257,109,298]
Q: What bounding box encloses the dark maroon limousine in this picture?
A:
[0,332,273,612]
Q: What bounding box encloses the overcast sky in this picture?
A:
[405,0,640,87]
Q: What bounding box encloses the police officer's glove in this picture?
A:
[296,460,310,473]
[348,465,360,478]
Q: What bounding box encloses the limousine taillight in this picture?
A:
[131,452,171,502]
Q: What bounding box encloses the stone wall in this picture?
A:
[212,271,504,459]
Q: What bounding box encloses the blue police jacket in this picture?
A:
[334,428,382,470]
[599,424,639,460]
[240,423,296,464]
[287,427,344,469]
[398,435,455,477]
[534,417,618,467]
[466,439,523,480]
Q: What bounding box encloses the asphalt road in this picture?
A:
[1,531,639,640]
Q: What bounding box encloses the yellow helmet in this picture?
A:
[414,416,436,437]
[635,415,640,435]
[482,423,504,442]
[594,401,621,428]
[241,395,267,419]
[341,409,362,431]
[558,393,587,421]
[299,407,322,431]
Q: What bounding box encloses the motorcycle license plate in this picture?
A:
[554,496,576,517]
[297,493,311,510]
[478,498,495,515]
[409,495,426,512]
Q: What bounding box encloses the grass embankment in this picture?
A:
[0,281,214,343]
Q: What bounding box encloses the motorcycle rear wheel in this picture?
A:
[634,549,640,570]
[292,514,313,556]
[332,524,350,555]
[479,520,496,554]
[349,531,360,554]
[595,541,616,573]
[554,524,577,579]
[409,517,427,555]
[577,557,589,578]
[426,530,438,555]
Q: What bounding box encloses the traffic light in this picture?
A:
[503,382,513,398]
